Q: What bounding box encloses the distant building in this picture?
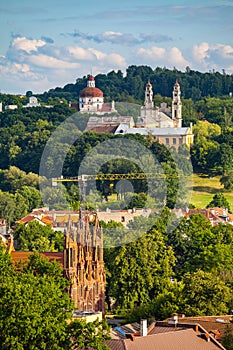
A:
[96,208,153,227]
[5,104,18,110]
[85,115,134,133]
[0,102,2,112]
[173,207,233,226]
[23,96,41,108]
[79,75,116,114]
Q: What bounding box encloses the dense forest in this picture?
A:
[35,65,233,104]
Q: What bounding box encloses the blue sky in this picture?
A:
[1,0,233,94]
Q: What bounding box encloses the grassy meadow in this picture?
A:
[189,174,233,211]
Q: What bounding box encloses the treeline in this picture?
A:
[37,65,233,103]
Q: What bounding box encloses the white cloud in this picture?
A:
[66,30,173,45]
[28,54,80,69]
[193,42,210,65]
[137,46,190,70]
[11,36,46,53]
[1,35,128,93]
[67,46,96,60]
[192,42,233,72]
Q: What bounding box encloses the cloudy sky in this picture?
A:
[1,0,233,94]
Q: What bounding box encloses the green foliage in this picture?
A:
[105,227,175,309]
[14,221,64,252]
[180,270,231,316]
[167,214,215,276]
[222,325,233,350]
[125,281,183,323]
[221,170,233,191]
[207,192,232,213]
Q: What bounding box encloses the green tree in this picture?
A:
[105,228,175,308]
[180,270,232,316]
[167,214,216,276]
[207,192,232,213]
[221,170,233,191]
[14,221,63,252]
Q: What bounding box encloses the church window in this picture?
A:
[179,138,182,144]
[173,138,177,145]
[121,216,125,222]
[166,138,169,145]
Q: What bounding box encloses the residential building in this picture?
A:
[103,316,226,350]
[5,104,18,110]
[96,208,153,227]
[173,207,233,226]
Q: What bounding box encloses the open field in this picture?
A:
[190,174,233,211]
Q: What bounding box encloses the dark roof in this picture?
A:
[177,316,233,342]
[86,125,118,133]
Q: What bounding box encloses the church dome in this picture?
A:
[80,87,103,98]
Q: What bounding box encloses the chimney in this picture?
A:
[168,314,178,326]
[140,319,147,336]
[205,333,210,342]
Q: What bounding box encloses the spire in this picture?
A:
[144,80,154,108]
[87,74,95,87]
[172,80,182,126]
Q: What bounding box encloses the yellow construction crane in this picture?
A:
[52,172,179,186]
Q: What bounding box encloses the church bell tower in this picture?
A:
[172,81,182,127]
[144,81,154,109]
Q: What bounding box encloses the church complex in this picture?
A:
[80,75,194,149]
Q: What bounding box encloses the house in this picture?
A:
[174,314,233,344]
[5,104,18,110]
[96,208,153,227]
[85,115,134,133]
[103,317,226,350]
[173,207,233,226]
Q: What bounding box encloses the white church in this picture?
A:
[115,80,194,150]
[81,75,194,150]
[79,75,116,114]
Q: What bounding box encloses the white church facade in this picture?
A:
[136,80,182,128]
[115,80,194,150]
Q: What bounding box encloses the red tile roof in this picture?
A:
[11,251,64,266]
[80,87,103,98]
